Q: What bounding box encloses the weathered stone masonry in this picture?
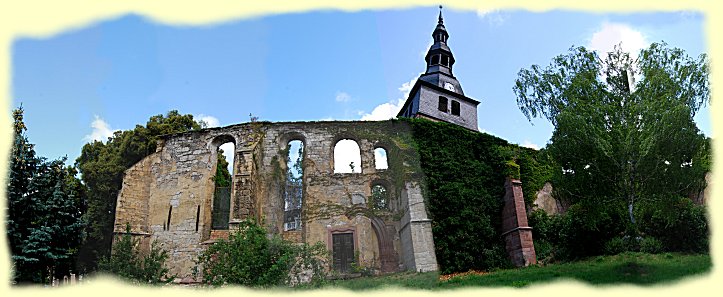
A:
[114,120,439,277]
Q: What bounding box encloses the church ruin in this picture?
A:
[112,9,536,279]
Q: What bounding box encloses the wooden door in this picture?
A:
[332,233,354,273]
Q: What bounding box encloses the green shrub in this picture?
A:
[195,220,329,287]
[637,197,708,253]
[603,237,628,255]
[640,237,664,254]
[527,209,563,263]
[533,240,554,264]
[527,209,560,243]
[555,203,626,260]
[99,224,173,284]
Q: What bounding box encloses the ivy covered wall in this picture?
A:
[405,118,553,273]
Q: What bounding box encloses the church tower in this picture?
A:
[397,7,480,131]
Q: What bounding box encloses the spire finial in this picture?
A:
[438,5,443,24]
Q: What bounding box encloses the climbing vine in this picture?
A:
[402,117,554,273]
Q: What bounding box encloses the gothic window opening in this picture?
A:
[284,140,304,231]
[438,96,448,112]
[371,184,389,210]
[451,100,460,116]
[334,139,362,173]
[212,140,235,230]
[374,147,388,170]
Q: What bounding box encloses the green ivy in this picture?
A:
[404,118,519,273]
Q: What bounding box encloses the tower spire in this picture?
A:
[396,7,480,131]
[432,6,448,44]
[424,6,454,78]
[438,5,443,24]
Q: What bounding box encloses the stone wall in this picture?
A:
[689,172,712,205]
[113,120,438,277]
[532,182,565,215]
[115,154,154,236]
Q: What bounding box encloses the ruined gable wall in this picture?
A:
[113,124,260,277]
[115,154,155,236]
[255,121,423,272]
[114,120,438,277]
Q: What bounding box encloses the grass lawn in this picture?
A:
[322,252,711,290]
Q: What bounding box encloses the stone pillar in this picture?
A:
[501,178,537,267]
[399,182,438,272]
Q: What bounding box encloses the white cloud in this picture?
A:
[476,9,508,26]
[197,114,221,128]
[520,140,541,150]
[360,98,406,121]
[398,79,416,95]
[359,75,420,121]
[588,22,648,59]
[335,92,352,102]
[83,115,116,143]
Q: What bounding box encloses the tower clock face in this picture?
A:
[444,82,455,91]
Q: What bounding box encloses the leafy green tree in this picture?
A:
[214,149,231,187]
[514,43,709,244]
[75,111,202,272]
[7,107,86,284]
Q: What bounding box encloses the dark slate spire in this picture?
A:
[421,5,462,95]
[433,5,448,43]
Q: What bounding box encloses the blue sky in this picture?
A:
[11,7,709,165]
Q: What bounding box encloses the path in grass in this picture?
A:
[327,252,711,290]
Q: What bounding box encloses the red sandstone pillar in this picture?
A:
[501,178,537,267]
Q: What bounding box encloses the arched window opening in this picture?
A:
[212,141,234,230]
[371,184,389,210]
[438,96,448,112]
[451,100,461,116]
[431,55,440,65]
[374,148,388,170]
[334,139,362,173]
[441,55,449,66]
[284,140,304,231]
